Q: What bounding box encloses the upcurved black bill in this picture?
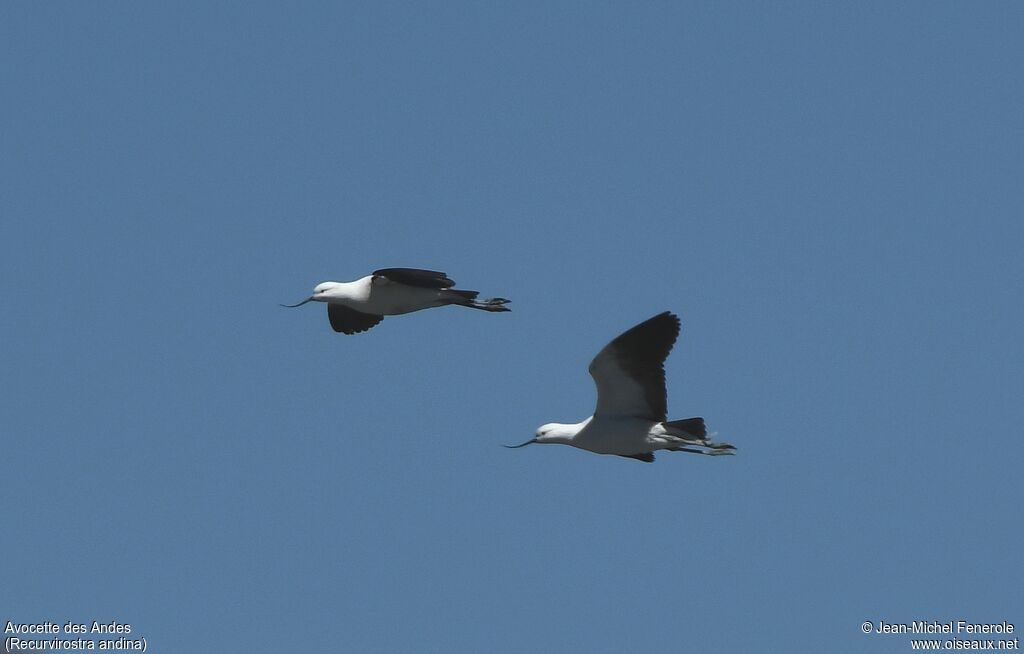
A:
[280,297,314,308]
[503,438,536,449]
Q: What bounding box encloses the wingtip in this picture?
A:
[659,310,681,328]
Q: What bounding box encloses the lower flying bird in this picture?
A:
[507,311,735,462]
[282,268,510,334]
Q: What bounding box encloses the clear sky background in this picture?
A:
[2,2,1022,652]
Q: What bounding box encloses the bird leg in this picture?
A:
[668,437,737,456]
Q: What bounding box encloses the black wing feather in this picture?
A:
[372,268,455,289]
[663,417,706,439]
[590,312,680,421]
[619,453,656,463]
[328,305,384,334]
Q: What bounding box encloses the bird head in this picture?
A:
[312,282,341,300]
[504,423,575,449]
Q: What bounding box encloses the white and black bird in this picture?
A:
[282,268,510,334]
[507,311,735,462]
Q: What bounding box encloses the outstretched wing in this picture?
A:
[588,312,680,421]
[328,305,384,334]
[372,268,455,289]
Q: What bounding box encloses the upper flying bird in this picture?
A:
[281,268,510,334]
[507,311,735,462]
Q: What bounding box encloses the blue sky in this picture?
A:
[2,2,1022,652]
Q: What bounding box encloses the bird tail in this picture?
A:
[662,417,736,455]
[444,289,511,312]
[662,417,707,439]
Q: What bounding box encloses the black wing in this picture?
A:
[588,312,680,421]
[618,453,655,463]
[663,417,706,439]
[372,268,455,289]
[328,305,384,334]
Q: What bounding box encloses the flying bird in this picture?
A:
[282,268,510,334]
[507,311,735,462]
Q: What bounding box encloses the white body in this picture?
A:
[313,277,462,315]
[537,417,709,456]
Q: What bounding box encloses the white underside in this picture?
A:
[571,417,694,455]
[316,277,456,315]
